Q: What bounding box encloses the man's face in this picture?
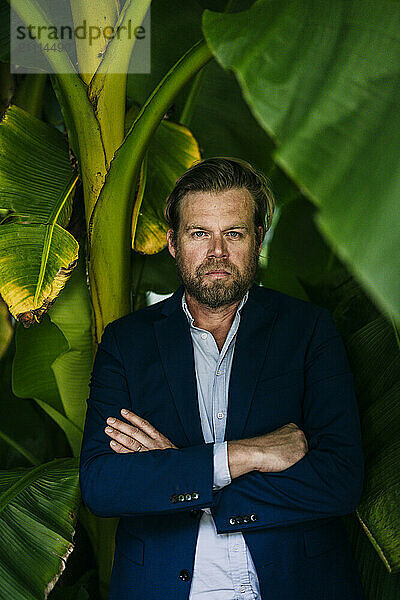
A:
[167,188,264,309]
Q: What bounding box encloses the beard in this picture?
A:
[174,243,259,309]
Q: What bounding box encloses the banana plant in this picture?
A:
[0,0,399,598]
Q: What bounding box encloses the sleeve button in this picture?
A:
[243,515,250,523]
[170,494,177,503]
[250,513,258,522]
[229,517,236,525]
[185,493,192,501]
[192,491,199,500]
[178,494,185,502]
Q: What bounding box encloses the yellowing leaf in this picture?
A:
[0,105,79,324]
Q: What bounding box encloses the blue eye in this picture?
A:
[227,231,241,238]
[193,231,206,238]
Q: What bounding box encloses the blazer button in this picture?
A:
[170,494,178,503]
[178,494,185,502]
[250,513,258,522]
[185,493,192,501]
[192,491,199,500]
[229,517,236,525]
[179,569,191,581]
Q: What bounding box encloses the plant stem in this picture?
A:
[88,39,213,337]
[119,40,213,169]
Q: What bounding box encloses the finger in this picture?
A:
[109,439,149,453]
[109,439,135,453]
[119,412,179,449]
[106,417,155,448]
[105,425,149,451]
[119,409,171,443]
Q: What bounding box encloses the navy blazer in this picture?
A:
[79,283,366,600]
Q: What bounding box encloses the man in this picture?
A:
[79,157,366,600]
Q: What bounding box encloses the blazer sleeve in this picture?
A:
[79,321,216,518]
[210,307,365,534]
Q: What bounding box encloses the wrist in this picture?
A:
[227,440,260,479]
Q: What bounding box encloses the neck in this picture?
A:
[184,291,242,332]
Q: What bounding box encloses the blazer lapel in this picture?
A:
[154,286,205,446]
[225,284,279,442]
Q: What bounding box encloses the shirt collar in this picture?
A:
[181,288,249,327]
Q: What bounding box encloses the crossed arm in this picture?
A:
[103,408,308,481]
[79,308,364,531]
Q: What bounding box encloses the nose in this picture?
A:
[207,233,228,258]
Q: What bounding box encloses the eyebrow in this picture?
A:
[185,225,249,232]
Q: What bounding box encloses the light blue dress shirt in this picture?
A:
[181,291,261,600]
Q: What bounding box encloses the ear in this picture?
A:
[166,229,176,258]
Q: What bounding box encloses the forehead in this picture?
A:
[179,188,254,223]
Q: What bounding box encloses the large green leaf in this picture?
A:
[48,247,93,435]
[12,315,82,456]
[0,105,79,325]
[125,106,202,254]
[0,328,69,469]
[301,268,400,574]
[0,458,80,600]
[202,0,400,323]
[349,317,400,573]
[344,513,400,600]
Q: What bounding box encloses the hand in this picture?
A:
[250,422,308,473]
[227,422,308,479]
[104,409,179,453]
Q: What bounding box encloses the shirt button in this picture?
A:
[217,412,224,419]
[232,545,239,551]
[240,585,246,593]
[216,369,222,375]
[201,333,207,339]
